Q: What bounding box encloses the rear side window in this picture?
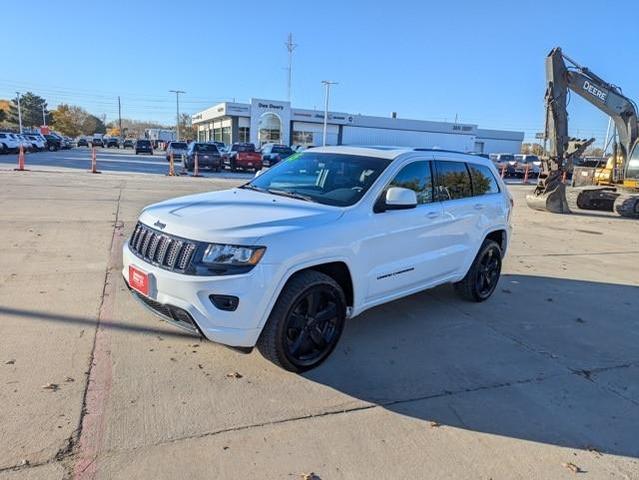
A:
[468,163,500,195]
[389,161,433,204]
[434,161,473,200]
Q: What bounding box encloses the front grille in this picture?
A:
[129,222,197,272]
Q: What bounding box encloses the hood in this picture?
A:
[138,188,344,245]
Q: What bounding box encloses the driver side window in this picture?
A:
[389,161,434,204]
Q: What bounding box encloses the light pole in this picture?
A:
[321,80,338,146]
[169,90,185,141]
[15,92,23,133]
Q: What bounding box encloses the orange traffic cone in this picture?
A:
[192,152,201,177]
[14,144,28,171]
[167,153,176,176]
[89,147,101,174]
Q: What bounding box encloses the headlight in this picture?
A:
[202,244,265,266]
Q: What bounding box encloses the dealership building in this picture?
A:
[191,98,523,154]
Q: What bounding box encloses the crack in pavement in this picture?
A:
[3,359,636,473]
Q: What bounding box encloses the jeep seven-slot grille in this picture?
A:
[129,222,196,272]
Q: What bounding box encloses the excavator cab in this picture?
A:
[624,142,639,189]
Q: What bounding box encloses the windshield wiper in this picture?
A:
[239,183,268,193]
[267,188,315,202]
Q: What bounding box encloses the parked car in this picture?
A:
[513,154,541,176]
[165,141,188,162]
[224,143,262,171]
[489,153,516,176]
[123,146,512,372]
[104,137,119,148]
[184,142,222,171]
[91,137,104,148]
[77,138,89,147]
[25,134,46,151]
[261,143,294,168]
[0,132,20,153]
[135,139,153,155]
[122,139,134,149]
[44,134,62,151]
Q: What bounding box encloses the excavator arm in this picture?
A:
[526,47,639,213]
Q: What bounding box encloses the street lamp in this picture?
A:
[15,92,23,133]
[321,80,338,146]
[169,90,185,141]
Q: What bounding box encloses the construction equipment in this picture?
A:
[526,47,639,218]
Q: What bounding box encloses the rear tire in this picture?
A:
[614,194,639,218]
[454,239,502,302]
[257,270,346,372]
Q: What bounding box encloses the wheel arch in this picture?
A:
[484,228,508,257]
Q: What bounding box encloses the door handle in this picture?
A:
[426,211,439,219]
[474,204,484,210]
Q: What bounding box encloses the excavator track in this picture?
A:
[614,194,639,218]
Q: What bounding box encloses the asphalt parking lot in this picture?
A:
[0,169,638,479]
[0,147,254,180]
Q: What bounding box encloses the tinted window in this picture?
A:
[137,140,151,146]
[194,143,218,153]
[468,163,500,195]
[170,142,187,149]
[232,144,255,152]
[389,161,433,204]
[272,146,293,155]
[434,161,473,200]
[249,152,391,207]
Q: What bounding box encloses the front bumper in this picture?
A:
[122,242,274,347]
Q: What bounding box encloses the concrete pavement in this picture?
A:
[0,170,638,479]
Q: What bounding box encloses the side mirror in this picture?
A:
[254,169,264,177]
[381,187,418,211]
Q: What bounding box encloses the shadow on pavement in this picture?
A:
[305,274,639,458]
[0,305,198,340]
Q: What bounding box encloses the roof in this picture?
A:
[308,145,486,161]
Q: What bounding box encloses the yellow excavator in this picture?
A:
[526,47,639,218]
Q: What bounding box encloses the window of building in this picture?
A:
[388,161,433,204]
[258,113,282,144]
[222,127,231,146]
[292,130,313,146]
[239,127,250,143]
[434,161,473,201]
[468,163,500,195]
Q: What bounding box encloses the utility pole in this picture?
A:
[321,81,338,146]
[118,96,123,140]
[42,104,47,127]
[285,33,298,102]
[15,92,23,133]
[169,90,185,141]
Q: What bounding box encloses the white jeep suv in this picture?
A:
[123,146,512,371]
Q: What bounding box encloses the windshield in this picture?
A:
[194,143,219,153]
[247,152,391,207]
[137,140,150,146]
[233,144,255,152]
[170,142,187,149]
[272,146,293,155]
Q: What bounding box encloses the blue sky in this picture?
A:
[1,0,638,145]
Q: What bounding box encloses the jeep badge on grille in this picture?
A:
[154,220,166,230]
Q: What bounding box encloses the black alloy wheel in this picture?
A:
[454,239,502,302]
[283,286,341,368]
[257,270,346,372]
[475,245,501,299]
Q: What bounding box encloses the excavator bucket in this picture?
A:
[525,183,571,213]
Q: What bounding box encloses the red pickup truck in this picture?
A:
[223,143,262,172]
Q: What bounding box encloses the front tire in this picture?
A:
[454,239,502,302]
[257,270,346,372]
